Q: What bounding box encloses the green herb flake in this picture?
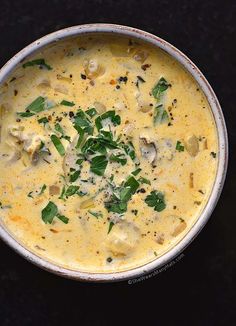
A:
[131,168,142,176]
[27,191,34,198]
[23,58,52,70]
[85,107,98,118]
[26,96,46,113]
[60,100,75,107]
[55,123,64,135]
[39,184,47,195]
[108,221,114,234]
[110,153,127,166]
[152,77,170,100]
[154,104,169,125]
[88,210,103,218]
[122,141,136,160]
[74,109,94,135]
[145,191,166,212]
[90,155,108,176]
[176,141,185,152]
[95,110,121,131]
[50,134,65,156]
[41,201,58,224]
[38,117,49,125]
[138,177,151,185]
[69,170,81,182]
[56,214,69,224]
[17,111,35,117]
[65,185,80,197]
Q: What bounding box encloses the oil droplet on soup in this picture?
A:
[0,35,218,272]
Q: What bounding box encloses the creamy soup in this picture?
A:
[0,35,218,273]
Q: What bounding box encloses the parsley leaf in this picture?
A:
[56,214,69,224]
[88,210,103,218]
[41,201,58,224]
[110,153,127,166]
[38,117,49,125]
[122,141,136,160]
[145,191,166,212]
[138,177,151,185]
[60,100,75,107]
[104,176,139,214]
[50,134,65,156]
[176,141,185,152]
[153,104,169,125]
[69,170,81,182]
[95,110,121,131]
[90,155,108,176]
[131,168,142,176]
[74,109,94,135]
[108,221,114,234]
[85,107,98,118]
[23,58,52,70]
[152,77,170,100]
[39,184,47,195]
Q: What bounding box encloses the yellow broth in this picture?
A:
[0,35,218,272]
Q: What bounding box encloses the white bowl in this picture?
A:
[0,24,228,282]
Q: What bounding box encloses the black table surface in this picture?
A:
[0,1,235,325]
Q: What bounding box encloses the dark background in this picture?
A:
[0,0,235,325]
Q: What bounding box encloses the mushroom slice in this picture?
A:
[133,50,149,63]
[49,185,60,195]
[54,84,68,95]
[106,221,140,257]
[185,135,199,157]
[139,137,157,165]
[84,59,105,79]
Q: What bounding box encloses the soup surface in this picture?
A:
[0,35,218,272]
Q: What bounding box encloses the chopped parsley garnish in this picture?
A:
[38,117,49,125]
[145,191,166,212]
[22,58,52,70]
[108,221,114,234]
[65,185,80,197]
[17,111,35,117]
[90,155,108,176]
[50,134,65,156]
[17,96,54,117]
[55,123,64,135]
[131,168,142,176]
[27,191,34,198]
[122,141,136,161]
[69,170,81,182]
[27,96,46,113]
[154,104,169,125]
[138,177,151,185]
[74,109,94,135]
[95,110,121,131]
[152,77,170,100]
[176,141,185,152]
[60,100,75,107]
[41,201,58,224]
[88,210,103,218]
[110,153,127,166]
[39,184,47,195]
[105,176,139,214]
[56,214,69,224]
[85,107,98,118]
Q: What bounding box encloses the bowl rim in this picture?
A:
[0,23,228,282]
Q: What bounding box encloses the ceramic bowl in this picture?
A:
[0,24,228,282]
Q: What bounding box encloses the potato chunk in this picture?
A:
[106,221,140,257]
